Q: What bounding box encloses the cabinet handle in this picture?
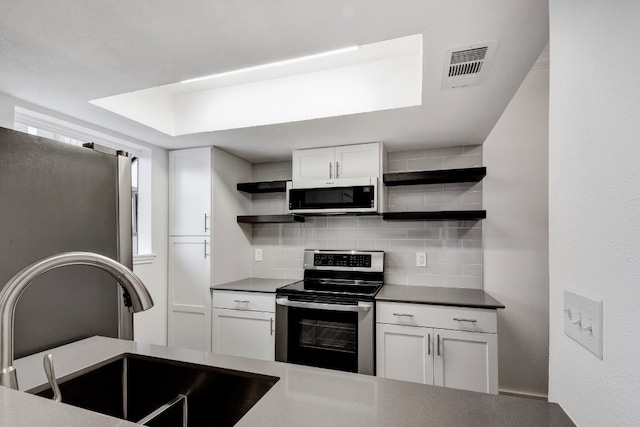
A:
[437,334,441,357]
[453,318,478,323]
[329,162,332,179]
[428,333,431,355]
[234,300,250,304]
[204,213,210,232]
[393,313,415,318]
[336,161,340,178]
[204,240,209,258]
[270,317,274,336]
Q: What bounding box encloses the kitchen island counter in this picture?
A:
[8,336,574,426]
[210,277,299,293]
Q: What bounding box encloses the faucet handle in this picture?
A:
[43,353,62,402]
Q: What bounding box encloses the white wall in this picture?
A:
[0,91,170,347]
[483,56,549,398]
[211,147,252,285]
[131,146,169,346]
[548,1,640,425]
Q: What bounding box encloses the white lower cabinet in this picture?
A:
[168,236,211,352]
[376,301,498,394]
[211,291,275,361]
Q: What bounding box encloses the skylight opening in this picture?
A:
[90,34,423,136]
[181,46,360,84]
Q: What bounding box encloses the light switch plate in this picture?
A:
[564,289,603,359]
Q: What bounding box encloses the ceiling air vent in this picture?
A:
[442,40,498,89]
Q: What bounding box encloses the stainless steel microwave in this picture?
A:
[286,177,378,214]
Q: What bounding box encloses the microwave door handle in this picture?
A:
[276,298,371,313]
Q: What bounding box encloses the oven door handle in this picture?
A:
[275,297,372,313]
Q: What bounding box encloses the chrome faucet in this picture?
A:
[0,252,154,390]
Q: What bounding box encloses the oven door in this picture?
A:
[275,295,375,375]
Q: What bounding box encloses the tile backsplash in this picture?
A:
[247,145,483,289]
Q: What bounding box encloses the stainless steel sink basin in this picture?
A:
[29,353,279,426]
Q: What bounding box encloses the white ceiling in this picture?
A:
[0,0,549,163]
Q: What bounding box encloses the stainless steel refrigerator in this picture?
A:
[0,126,135,358]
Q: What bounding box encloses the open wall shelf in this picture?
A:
[236,167,486,222]
[237,180,288,194]
[237,214,304,224]
[383,167,486,186]
[382,210,486,221]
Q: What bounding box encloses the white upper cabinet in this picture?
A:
[334,143,382,179]
[292,147,335,181]
[169,147,211,236]
[292,142,383,181]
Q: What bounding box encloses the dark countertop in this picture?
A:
[210,277,300,293]
[12,337,573,427]
[376,284,505,309]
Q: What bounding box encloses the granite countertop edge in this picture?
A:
[376,284,506,309]
[210,277,300,293]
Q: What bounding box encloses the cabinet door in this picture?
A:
[212,308,275,361]
[292,147,335,180]
[376,323,434,384]
[168,236,211,351]
[334,143,381,179]
[433,329,498,394]
[169,147,211,236]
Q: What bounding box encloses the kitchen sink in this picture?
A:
[30,353,279,426]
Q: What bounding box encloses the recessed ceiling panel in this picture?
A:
[90,34,423,136]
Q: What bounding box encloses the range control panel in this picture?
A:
[314,253,371,268]
[304,249,384,272]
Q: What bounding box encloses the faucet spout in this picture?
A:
[0,252,154,390]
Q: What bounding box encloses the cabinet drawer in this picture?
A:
[376,302,497,333]
[212,290,275,313]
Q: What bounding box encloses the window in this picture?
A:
[14,107,152,259]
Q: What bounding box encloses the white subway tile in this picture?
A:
[384,273,407,286]
[388,240,425,251]
[443,154,482,169]
[423,147,464,158]
[386,160,409,173]
[463,264,483,277]
[388,149,427,161]
[407,157,444,171]
[443,275,482,289]
[406,274,443,286]
[327,217,358,228]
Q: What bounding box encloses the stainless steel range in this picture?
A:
[275,249,384,375]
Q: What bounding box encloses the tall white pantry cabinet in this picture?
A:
[168,147,252,351]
